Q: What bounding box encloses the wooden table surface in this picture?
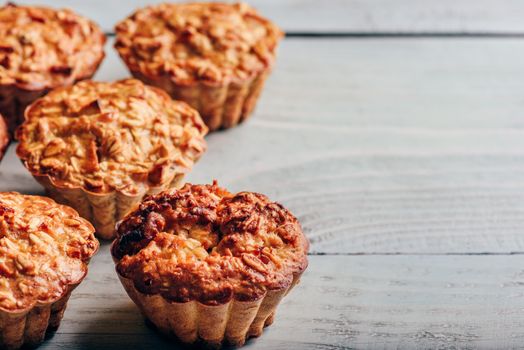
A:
[6,1,524,349]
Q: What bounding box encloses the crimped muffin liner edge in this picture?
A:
[0,249,97,350]
[0,285,74,350]
[31,173,186,240]
[128,69,270,132]
[116,270,303,348]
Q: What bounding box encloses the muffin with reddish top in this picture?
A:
[115,2,283,131]
[0,192,98,349]
[16,79,207,240]
[111,182,308,348]
[0,3,105,133]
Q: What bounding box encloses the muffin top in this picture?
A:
[115,2,283,85]
[16,79,207,195]
[0,192,98,312]
[112,182,308,305]
[0,3,105,90]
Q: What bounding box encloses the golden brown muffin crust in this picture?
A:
[112,182,308,305]
[0,192,98,312]
[0,3,105,90]
[16,79,207,195]
[115,2,283,86]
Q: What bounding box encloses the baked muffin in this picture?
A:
[16,79,207,240]
[0,3,106,133]
[0,192,98,349]
[111,182,308,348]
[0,115,8,163]
[115,2,283,131]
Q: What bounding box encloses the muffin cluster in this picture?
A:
[0,2,307,349]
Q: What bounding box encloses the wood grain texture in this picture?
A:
[100,37,524,130]
[0,3,520,349]
[35,253,524,349]
[11,0,524,34]
[2,37,524,254]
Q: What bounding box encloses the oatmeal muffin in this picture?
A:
[0,192,98,349]
[0,116,8,162]
[115,2,283,131]
[16,79,207,240]
[0,3,106,133]
[112,182,308,348]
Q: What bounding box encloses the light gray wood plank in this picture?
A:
[2,37,524,254]
[11,0,524,34]
[38,253,524,349]
[195,38,524,254]
[98,37,524,130]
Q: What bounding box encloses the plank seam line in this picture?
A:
[309,252,524,256]
[285,32,524,38]
[103,31,524,38]
[50,334,352,349]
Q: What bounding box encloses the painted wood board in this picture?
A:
[0,2,519,349]
[37,254,524,349]
[11,0,524,34]
[1,37,523,254]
